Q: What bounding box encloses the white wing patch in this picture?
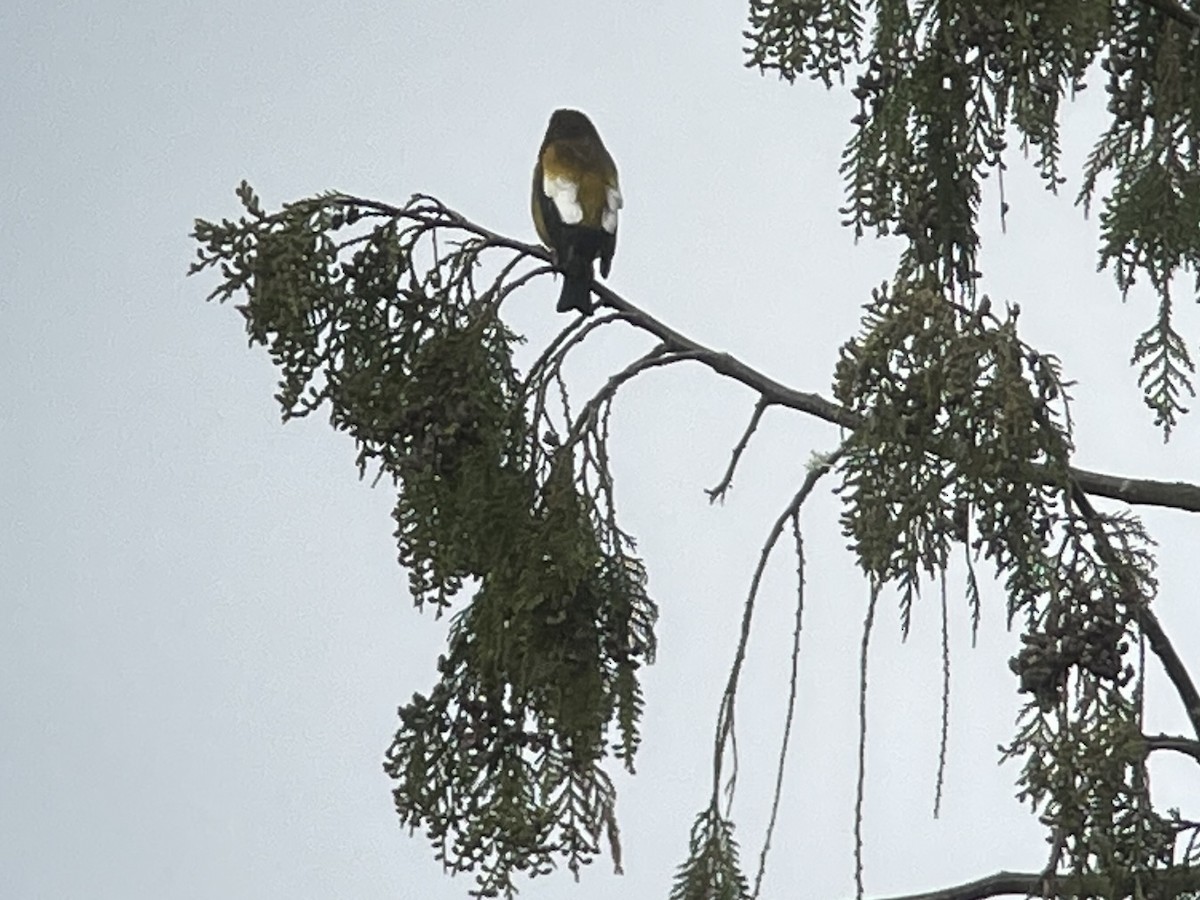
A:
[543,174,583,225]
[603,185,622,235]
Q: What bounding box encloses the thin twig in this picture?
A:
[933,569,950,819]
[562,346,703,452]
[855,581,880,900]
[1040,828,1067,895]
[1135,606,1200,739]
[708,397,771,504]
[523,311,626,394]
[711,450,844,814]
[751,508,808,899]
[1144,733,1200,764]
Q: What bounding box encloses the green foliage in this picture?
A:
[749,4,1200,888]
[1085,5,1200,436]
[744,0,863,87]
[191,5,1200,886]
[191,184,657,896]
[385,461,656,896]
[1001,511,1176,886]
[834,279,1074,635]
[670,807,751,900]
[1129,294,1196,439]
[747,0,1200,436]
[834,277,1187,892]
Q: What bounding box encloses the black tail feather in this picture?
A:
[556,272,594,314]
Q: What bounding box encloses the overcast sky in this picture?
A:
[3,2,1199,899]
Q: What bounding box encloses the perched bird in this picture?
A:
[531,109,622,314]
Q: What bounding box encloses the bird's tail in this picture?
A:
[556,251,595,314]
[556,274,594,314]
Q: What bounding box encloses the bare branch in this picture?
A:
[751,507,807,900]
[1067,466,1200,514]
[933,571,950,819]
[1138,606,1200,740]
[1069,484,1200,739]
[1139,0,1200,30]
[708,397,771,504]
[564,345,703,450]
[711,449,845,813]
[873,871,1049,900]
[595,282,857,428]
[868,866,1200,900]
[326,194,1200,514]
[1144,733,1200,764]
[596,282,1200,514]
[855,582,880,900]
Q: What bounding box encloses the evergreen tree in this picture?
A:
[192,3,1200,898]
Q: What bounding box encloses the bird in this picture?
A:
[531,109,622,314]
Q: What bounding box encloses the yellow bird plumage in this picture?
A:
[531,109,622,314]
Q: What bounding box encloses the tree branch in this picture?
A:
[872,872,1047,900]
[1138,606,1200,740]
[711,449,844,815]
[328,195,1200,514]
[1145,732,1200,764]
[1069,484,1200,739]
[868,866,1200,900]
[1139,0,1200,31]
[707,397,771,503]
[564,345,705,450]
[1066,466,1200,514]
[594,281,858,428]
[593,282,1200,514]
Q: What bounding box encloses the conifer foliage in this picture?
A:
[192,188,656,896]
[748,0,1200,435]
[192,3,1200,899]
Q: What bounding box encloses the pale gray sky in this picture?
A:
[3,3,1199,899]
